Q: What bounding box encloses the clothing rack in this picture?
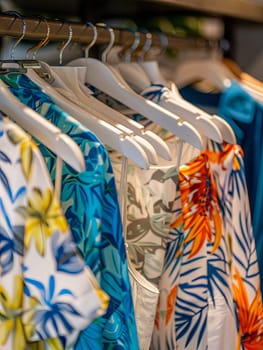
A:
[0,13,210,51]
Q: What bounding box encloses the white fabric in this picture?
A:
[129,261,159,350]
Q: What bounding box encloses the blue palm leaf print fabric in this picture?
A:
[152,142,263,350]
[1,73,139,350]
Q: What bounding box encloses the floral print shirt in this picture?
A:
[0,114,107,350]
[1,73,139,350]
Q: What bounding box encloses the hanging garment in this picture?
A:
[180,82,263,292]
[206,142,263,350]
[112,151,177,349]
[75,80,263,348]
[111,152,179,285]
[0,113,108,350]
[139,82,263,350]
[152,141,263,350]
[110,140,199,350]
[113,156,160,350]
[0,73,139,350]
[111,138,198,283]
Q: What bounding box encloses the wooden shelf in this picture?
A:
[139,0,263,22]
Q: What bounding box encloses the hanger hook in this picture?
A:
[123,27,140,63]
[96,22,115,63]
[138,27,152,62]
[57,21,73,65]
[3,10,26,60]
[156,31,168,57]
[26,16,50,60]
[84,21,97,58]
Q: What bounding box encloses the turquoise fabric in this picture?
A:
[180,81,263,291]
[2,73,139,350]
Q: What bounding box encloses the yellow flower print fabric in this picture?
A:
[0,114,108,349]
[17,188,68,256]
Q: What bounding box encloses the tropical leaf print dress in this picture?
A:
[206,143,263,350]
[0,114,107,350]
[152,142,263,350]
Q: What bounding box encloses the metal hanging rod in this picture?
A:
[0,13,209,50]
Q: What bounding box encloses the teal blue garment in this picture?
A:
[1,73,139,350]
[180,81,263,291]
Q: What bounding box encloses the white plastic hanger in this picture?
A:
[67,24,205,151]
[51,66,160,164]
[9,18,151,170]
[114,31,236,144]
[0,78,85,173]
[26,66,150,169]
[55,22,171,161]
[173,58,235,91]
[117,60,224,144]
[46,23,160,165]
[167,81,237,145]
[44,24,158,165]
[76,67,172,161]
[51,81,159,165]
[115,30,236,144]
[143,60,236,144]
[171,57,237,144]
[143,36,236,144]
[0,12,86,174]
